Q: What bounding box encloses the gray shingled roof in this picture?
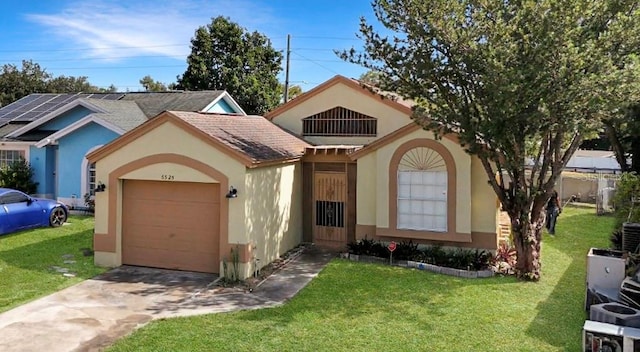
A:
[0,124,23,138]
[122,91,226,118]
[0,91,230,139]
[79,99,147,131]
[170,111,310,163]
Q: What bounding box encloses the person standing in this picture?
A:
[545,189,561,235]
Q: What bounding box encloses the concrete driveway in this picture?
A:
[0,248,333,352]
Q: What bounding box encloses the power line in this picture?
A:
[290,52,342,76]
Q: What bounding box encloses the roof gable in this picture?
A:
[201,92,246,115]
[265,75,413,120]
[6,99,111,138]
[0,93,124,127]
[88,112,310,168]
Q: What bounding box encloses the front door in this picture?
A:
[313,172,347,248]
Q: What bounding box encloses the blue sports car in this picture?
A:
[0,188,68,235]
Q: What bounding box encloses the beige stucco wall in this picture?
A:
[271,83,411,145]
[470,157,499,233]
[356,153,377,226]
[93,120,246,269]
[241,163,303,277]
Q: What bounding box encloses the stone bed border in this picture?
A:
[342,253,494,278]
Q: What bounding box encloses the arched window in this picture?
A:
[397,147,447,232]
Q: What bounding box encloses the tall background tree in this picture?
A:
[341,0,640,280]
[0,60,111,107]
[139,75,169,92]
[603,104,640,173]
[176,16,283,115]
[280,83,303,101]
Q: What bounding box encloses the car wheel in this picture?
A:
[50,207,67,227]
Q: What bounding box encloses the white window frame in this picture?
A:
[397,170,447,232]
[80,145,103,198]
[0,150,25,168]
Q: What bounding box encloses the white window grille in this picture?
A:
[0,150,25,169]
[396,146,447,232]
[88,162,96,196]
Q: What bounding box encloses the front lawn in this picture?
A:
[0,216,106,313]
[108,206,613,352]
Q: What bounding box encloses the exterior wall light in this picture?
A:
[95,182,106,193]
[226,186,238,198]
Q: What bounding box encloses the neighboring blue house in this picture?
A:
[0,91,245,206]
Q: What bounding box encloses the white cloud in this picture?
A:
[26,0,282,62]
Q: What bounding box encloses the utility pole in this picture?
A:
[284,34,291,103]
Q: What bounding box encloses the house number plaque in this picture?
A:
[160,174,175,180]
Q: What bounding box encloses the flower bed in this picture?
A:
[344,237,516,278]
[344,253,494,278]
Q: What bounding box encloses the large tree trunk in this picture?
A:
[509,203,546,281]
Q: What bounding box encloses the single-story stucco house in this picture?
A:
[89,75,503,278]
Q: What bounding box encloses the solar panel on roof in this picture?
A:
[34,102,65,112]
[13,111,45,122]
[57,94,81,104]
[48,94,73,104]
[0,92,128,127]
[19,95,53,111]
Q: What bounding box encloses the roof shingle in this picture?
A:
[122,91,226,118]
[169,111,310,163]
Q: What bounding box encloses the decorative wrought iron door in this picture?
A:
[313,172,347,246]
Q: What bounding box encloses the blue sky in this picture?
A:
[0,0,380,92]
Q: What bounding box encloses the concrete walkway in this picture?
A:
[0,246,334,352]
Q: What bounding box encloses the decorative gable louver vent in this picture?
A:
[302,106,377,137]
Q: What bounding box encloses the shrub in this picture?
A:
[0,158,38,194]
[346,239,492,271]
[393,240,421,260]
[422,245,448,266]
[490,242,517,275]
[612,172,640,229]
[346,236,386,257]
[610,229,623,251]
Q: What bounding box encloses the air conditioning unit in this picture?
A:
[623,223,640,254]
[583,320,640,352]
[620,278,640,310]
[586,248,627,310]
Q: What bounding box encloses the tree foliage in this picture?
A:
[612,172,640,229]
[341,0,640,280]
[358,70,384,86]
[0,60,109,107]
[139,75,170,92]
[0,158,38,195]
[281,83,303,101]
[603,104,640,173]
[176,16,283,115]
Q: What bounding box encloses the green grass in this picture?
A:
[0,216,106,313]
[108,207,614,352]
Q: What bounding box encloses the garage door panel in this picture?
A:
[123,247,217,273]
[122,180,220,273]
[124,228,217,251]
[123,210,218,230]
[124,181,218,201]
